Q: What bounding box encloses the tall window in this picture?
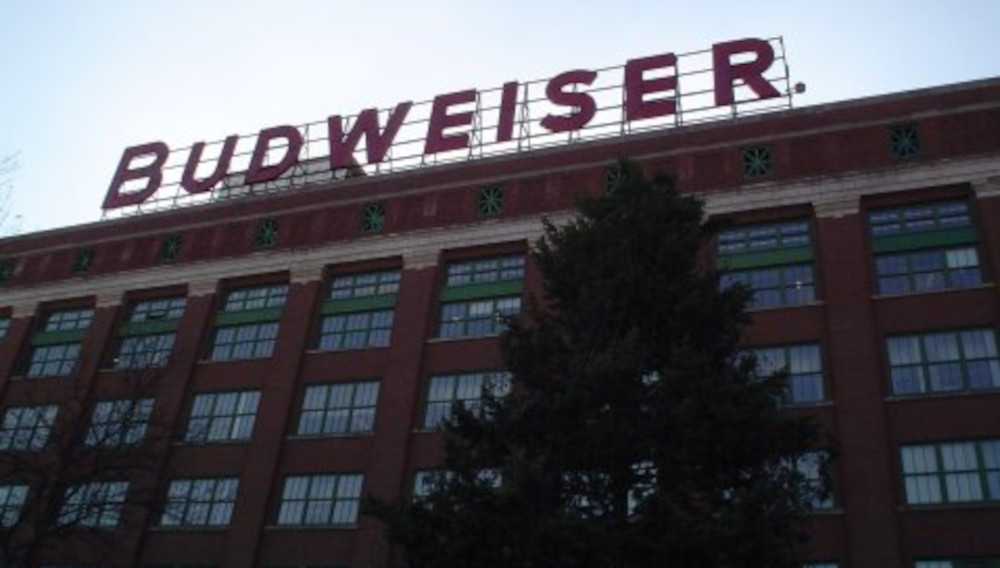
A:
[184,391,261,443]
[869,200,985,295]
[793,451,834,511]
[717,220,816,309]
[26,307,93,377]
[0,405,58,451]
[85,399,154,447]
[276,474,363,526]
[114,297,186,369]
[297,381,380,436]
[423,371,511,429]
[0,316,10,340]
[58,481,129,528]
[438,255,524,338]
[749,344,826,404]
[901,439,1000,505]
[886,329,999,395]
[209,284,287,361]
[317,270,399,351]
[0,485,28,527]
[161,477,239,527]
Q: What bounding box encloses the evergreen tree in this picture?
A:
[369,161,825,568]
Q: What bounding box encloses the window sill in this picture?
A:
[745,300,825,313]
[898,501,1000,512]
[172,439,251,447]
[264,523,357,531]
[885,389,1000,402]
[303,346,390,355]
[287,432,374,440]
[11,373,72,381]
[425,334,503,344]
[197,356,273,365]
[149,525,229,532]
[871,282,995,301]
[782,400,835,409]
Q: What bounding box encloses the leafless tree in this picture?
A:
[0,340,175,568]
[0,153,21,236]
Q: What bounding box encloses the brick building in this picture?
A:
[0,76,999,568]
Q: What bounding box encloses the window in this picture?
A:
[317,269,400,351]
[184,391,260,443]
[72,247,95,274]
[276,474,363,526]
[717,220,816,309]
[749,344,826,404]
[477,185,504,216]
[158,233,183,263]
[889,123,920,160]
[27,344,83,377]
[412,469,501,502]
[297,381,379,436]
[0,484,28,527]
[116,333,176,369]
[209,284,287,361]
[0,405,58,451]
[423,371,511,429]
[161,477,239,527]
[438,255,524,338]
[115,297,185,369]
[794,451,834,511]
[869,200,984,295]
[59,481,128,528]
[25,307,94,378]
[901,439,1000,505]
[0,316,10,339]
[742,146,773,179]
[85,399,154,447]
[886,329,999,395]
[253,218,279,248]
[360,202,386,233]
[874,247,982,295]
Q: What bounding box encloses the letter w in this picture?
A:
[328,102,412,169]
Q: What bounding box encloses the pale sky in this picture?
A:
[1,0,998,234]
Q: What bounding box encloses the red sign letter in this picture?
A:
[624,53,678,121]
[496,81,519,143]
[102,142,170,209]
[182,136,238,194]
[540,70,598,133]
[329,102,412,169]
[712,38,781,106]
[244,126,303,185]
[424,89,477,155]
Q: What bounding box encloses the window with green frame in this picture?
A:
[317,270,399,351]
[916,559,1000,568]
[209,284,287,361]
[869,200,984,295]
[886,328,999,396]
[437,255,524,338]
[25,307,94,377]
[717,220,816,309]
[114,297,186,369]
[901,439,1000,505]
